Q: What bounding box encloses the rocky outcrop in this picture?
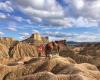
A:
[10,42,38,60]
[22,33,49,46]
[0,37,18,48]
[60,51,93,63]
[2,56,100,80]
[0,43,9,59]
[80,43,100,56]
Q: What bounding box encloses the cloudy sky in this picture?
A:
[0,0,100,42]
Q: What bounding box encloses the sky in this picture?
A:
[0,0,100,42]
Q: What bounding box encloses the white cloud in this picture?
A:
[26,19,32,24]
[73,0,84,9]
[0,32,4,36]
[68,32,100,42]
[7,26,17,32]
[19,32,30,40]
[19,32,30,36]
[73,33,100,42]
[11,0,65,26]
[0,13,7,19]
[31,17,42,23]
[43,31,100,42]
[13,16,23,22]
[68,17,99,27]
[21,7,64,18]
[43,31,74,38]
[32,29,39,33]
[48,18,71,27]
[64,0,100,20]
[0,0,100,27]
[5,22,17,32]
[0,1,13,12]
[11,0,100,27]
[15,0,64,16]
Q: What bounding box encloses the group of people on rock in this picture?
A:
[37,40,66,57]
[37,41,61,58]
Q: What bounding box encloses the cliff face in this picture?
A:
[0,43,9,59]
[30,33,42,41]
[10,42,38,60]
[22,33,49,46]
[0,36,44,61]
[0,37,43,61]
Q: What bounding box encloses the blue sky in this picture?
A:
[0,0,100,42]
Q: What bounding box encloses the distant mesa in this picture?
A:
[30,33,42,41]
[23,33,49,46]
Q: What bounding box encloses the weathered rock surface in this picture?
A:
[2,56,100,80]
[80,43,100,56]
[22,33,49,46]
[60,51,93,63]
[0,43,9,59]
[0,43,9,65]
[10,42,38,60]
[0,36,100,80]
[59,50,100,68]
[0,37,18,48]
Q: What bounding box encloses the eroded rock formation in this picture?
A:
[10,42,38,60]
[0,37,18,48]
[2,56,100,80]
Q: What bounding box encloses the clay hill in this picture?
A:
[0,37,18,48]
[0,33,100,80]
[79,43,100,56]
[0,33,49,62]
[0,34,100,66]
[0,43,9,59]
[10,42,38,61]
[1,56,100,80]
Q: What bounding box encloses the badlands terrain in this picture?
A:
[0,34,100,80]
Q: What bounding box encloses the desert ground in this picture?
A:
[0,34,100,80]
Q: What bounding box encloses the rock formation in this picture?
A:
[80,43,100,56]
[2,56,100,80]
[0,35,48,62]
[0,37,18,48]
[0,35,100,80]
[10,42,38,61]
[60,50,93,63]
[22,33,49,46]
[0,43,9,59]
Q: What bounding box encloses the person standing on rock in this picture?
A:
[37,44,45,58]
